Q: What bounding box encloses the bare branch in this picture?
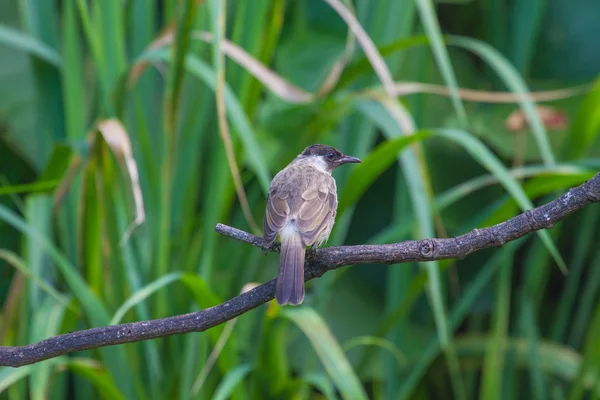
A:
[1,173,599,368]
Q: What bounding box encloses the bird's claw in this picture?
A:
[263,241,281,254]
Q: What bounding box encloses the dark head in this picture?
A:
[300,144,361,172]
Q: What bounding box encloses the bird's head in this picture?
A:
[300,144,361,173]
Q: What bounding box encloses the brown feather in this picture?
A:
[263,154,343,305]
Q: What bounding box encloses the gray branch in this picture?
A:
[1,172,599,368]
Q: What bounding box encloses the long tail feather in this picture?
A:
[276,230,305,305]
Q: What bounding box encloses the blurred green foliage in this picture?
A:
[1,0,599,399]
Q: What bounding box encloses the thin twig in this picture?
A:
[1,173,599,368]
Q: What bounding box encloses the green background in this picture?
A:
[1,0,600,399]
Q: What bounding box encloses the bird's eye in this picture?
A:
[326,152,335,161]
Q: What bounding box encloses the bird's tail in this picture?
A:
[276,229,305,305]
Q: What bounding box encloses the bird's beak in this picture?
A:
[339,155,362,164]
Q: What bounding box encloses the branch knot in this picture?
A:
[525,209,544,230]
[420,239,434,259]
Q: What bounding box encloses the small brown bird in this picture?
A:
[263,144,361,305]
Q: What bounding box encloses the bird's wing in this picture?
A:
[296,175,337,246]
[263,189,290,247]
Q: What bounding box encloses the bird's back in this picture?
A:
[264,158,337,247]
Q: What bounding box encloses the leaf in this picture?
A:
[0,144,75,197]
[396,248,511,399]
[436,128,567,273]
[282,307,368,400]
[65,358,126,400]
[415,0,467,125]
[455,336,599,389]
[301,373,337,400]
[564,78,600,159]
[136,49,272,193]
[338,132,431,214]
[447,35,556,165]
[0,366,34,393]
[0,25,62,67]
[343,335,408,369]
[110,272,184,325]
[180,273,242,392]
[164,0,199,135]
[479,250,513,400]
[30,297,67,400]
[354,95,463,397]
[0,249,72,309]
[196,32,313,102]
[0,180,60,197]
[212,364,253,400]
[479,172,594,231]
[0,203,136,397]
[97,119,145,244]
[435,164,593,211]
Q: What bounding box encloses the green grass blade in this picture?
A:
[0,25,61,67]
[212,364,253,400]
[480,250,513,400]
[480,0,507,55]
[110,272,184,325]
[66,359,126,400]
[0,203,135,397]
[454,336,599,389]
[343,336,407,368]
[74,0,110,112]
[338,132,431,214]
[395,244,517,399]
[282,307,368,400]
[0,366,34,393]
[0,180,60,196]
[164,0,198,135]
[2,358,123,400]
[0,249,72,309]
[567,302,600,400]
[94,0,126,88]
[567,245,600,349]
[155,0,199,321]
[447,35,555,165]
[507,0,547,75]
[30,297,67,400]
[550,206,600,341]
[180,273,242,395]
[184,54,271,192]
[564,79,600,159]
[436,164,593,211]
[436,128,566,272]
[415,0,467,125]
[519,293,548,399]
[61,0,85,141]
[302,373,337,400]
[355,96,465,400]
[138,48,272,193]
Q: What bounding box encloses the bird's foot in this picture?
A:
[269,241,281,253]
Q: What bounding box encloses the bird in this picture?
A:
[263,144,361,305]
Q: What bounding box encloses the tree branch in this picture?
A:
[1,173,599,368]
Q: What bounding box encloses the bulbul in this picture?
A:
[263,144,361,305]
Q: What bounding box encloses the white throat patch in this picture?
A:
[310,155,331,174]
